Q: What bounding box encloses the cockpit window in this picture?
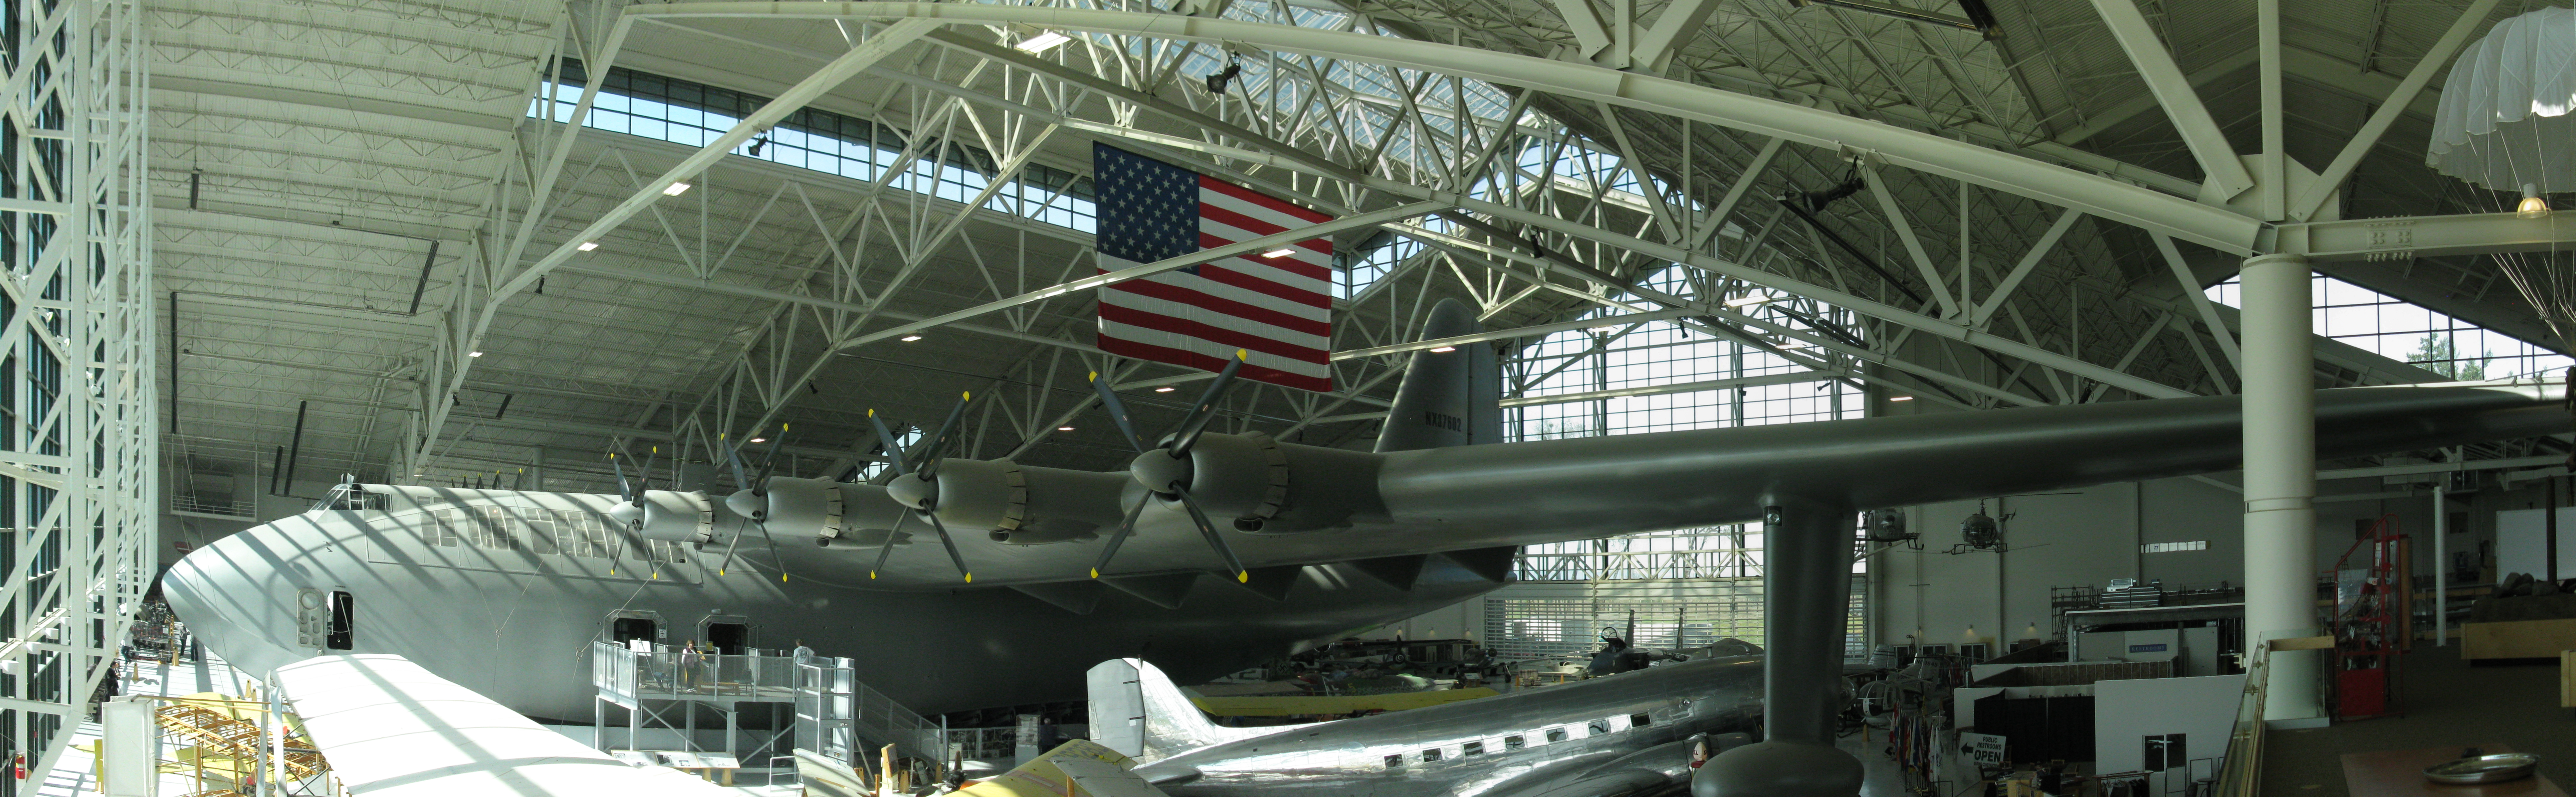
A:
[1422,748,1442,762]
[1544,728,1567,743]
[1630,713,1652,727]
[1586,720,1612,736]
[1463,742,1484,756]
[1383,755,1402,769]
[1504,736,1524,750]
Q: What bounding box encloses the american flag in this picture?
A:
[1092,143,1335,392]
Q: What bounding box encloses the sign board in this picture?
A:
[1962,732,2007,768]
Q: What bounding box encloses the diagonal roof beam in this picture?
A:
[630,2,2263,254]
[2287,0,2501,221]
[2085,0,2255,200]
[416,18,939,470]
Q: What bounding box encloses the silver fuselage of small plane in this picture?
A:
[1139,656,1763,797]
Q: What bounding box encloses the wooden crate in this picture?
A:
[2460,618,2576,659]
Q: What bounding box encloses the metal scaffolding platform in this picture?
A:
[590,641,944,775]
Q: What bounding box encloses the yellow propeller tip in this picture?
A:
[962,391,972,401]
[869,571,878,579]
[782,574,790,582]
[1237,571,1249,583]
[1089,569,1100,579]
[1236,349,1248,359]
[1088,371,1100,381]
[963,573,974,583]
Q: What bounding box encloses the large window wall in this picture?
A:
[1492,265,1870,660]
[2207,274,2571,379]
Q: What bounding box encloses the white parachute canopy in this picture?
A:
[2431,6,2576,193]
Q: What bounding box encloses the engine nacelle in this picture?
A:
[1164,431,1288,521]
[758,477,844,539]
[908,460,1128,544]
[831,482,913,546]
[611,490,714,544]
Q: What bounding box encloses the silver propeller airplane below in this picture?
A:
[164,299,2570,722]
[1092,655,1762,797]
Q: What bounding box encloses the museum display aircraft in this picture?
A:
[1092,655,1761,797]
[163,299,2570,722]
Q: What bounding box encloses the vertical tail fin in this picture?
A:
[1375,298,1502,452]
[1086,658,1278,762]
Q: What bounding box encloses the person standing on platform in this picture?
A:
[678,641,702,692]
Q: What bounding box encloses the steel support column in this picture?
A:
[2239,252,2324,725]
[1693,497,1863,797]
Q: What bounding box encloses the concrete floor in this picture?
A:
[2263,644,2576,795]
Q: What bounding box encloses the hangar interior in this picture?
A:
[8,0,2576,793]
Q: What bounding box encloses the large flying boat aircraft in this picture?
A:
[163,300,2570,721]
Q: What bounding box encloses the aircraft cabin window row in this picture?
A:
[418,507,688,564]
[1389,707,1681,768]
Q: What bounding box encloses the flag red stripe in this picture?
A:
[1198,203,1334,259]
[1098,335,1333,392]
[1103,275,1332,335]
[1199,175,1333,224]
[1198,232,1332,283]
[1195,260,1333,309]
[1098,304,1328,363]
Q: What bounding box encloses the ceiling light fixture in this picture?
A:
[1261,248,1297,258]
[1429,345,1458,353]
[1015,31,1072,53]
[1153,386,1176,392]
[663,182,692,196]
[1057,425,1076,432]
[1890,395,1914,402]
[748,437,766,443]
[2521,183,2552,219]
[577,241,599,252]
[900,334,924,342]
[468,351,484,357]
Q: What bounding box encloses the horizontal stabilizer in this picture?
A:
[1347,554,1429,591]
[1101,573,1199,609]
[1234,565,1302,601]
[1013,581,1109,615]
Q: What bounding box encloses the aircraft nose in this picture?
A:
[160,522,308,677]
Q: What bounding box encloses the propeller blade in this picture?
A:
[716,523,746,576]
[1168,350,1248,458]
[755,425,790,486]
[918,508,972,583]
[869,511,909,580]
[918,392,973,475]
[1088,371,1149,453]
[868,410,911,475]
[609,451,634,503]
[721,432,752,489]
[1169,483,1248,583]
[1088,493,1153,579]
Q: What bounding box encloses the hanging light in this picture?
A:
[2521,184,2552,218]
[1014,31,1072,53]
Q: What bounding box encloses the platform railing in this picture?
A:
[2212,641,2273,797]
[590,641,801,702]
